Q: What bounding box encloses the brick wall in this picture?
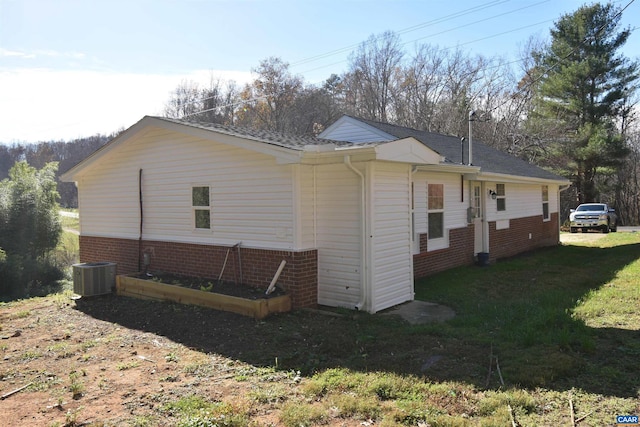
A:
[79,235,139,275]
[413,213,559,278]
[413,225,475,278]
[489,213,559,261]
[79,236,318,309]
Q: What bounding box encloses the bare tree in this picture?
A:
[163,80,202,119]
[343,31,404,122]
[394,44,448,131]
[237,57,303,132]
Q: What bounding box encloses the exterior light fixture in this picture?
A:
[488,189,497,200]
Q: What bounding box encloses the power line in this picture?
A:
[290,0,512,67]
[298,19,553,77]
[182,0,636,121]
[183,0,554,117]
[177,0,520,112]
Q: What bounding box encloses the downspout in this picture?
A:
[345,156,367,311]
[138,169,143,272]
[313,165,317,248]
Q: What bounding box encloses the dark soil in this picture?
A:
[135,272,287,299]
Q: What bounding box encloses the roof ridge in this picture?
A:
[349,115,466,141]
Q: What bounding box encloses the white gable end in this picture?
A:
[319,116,394,143]
[375,138,443,164]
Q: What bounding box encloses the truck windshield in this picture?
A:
[576,204,605,211]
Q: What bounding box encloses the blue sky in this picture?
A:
[0,0,637,143]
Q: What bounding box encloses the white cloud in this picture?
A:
[0,48,35,59]
[0,68,252,143]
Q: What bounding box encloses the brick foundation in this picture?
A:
[79,236,318,309]
[489,213,559,261]
[413,213,560,278]
[413,225,475,278]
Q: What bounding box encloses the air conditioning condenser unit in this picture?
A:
[72,262,116,296]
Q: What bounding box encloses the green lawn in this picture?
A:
[287,233,640,426]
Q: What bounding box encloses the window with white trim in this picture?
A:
[192,186,211,229]
[496,183,506,212]
[428,183,444,239]
[542,185,550,221]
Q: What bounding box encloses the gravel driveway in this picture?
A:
[560,232,608,243]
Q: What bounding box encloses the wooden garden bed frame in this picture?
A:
[116,274,291,319]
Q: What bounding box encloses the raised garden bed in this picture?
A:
[116,273,291,319]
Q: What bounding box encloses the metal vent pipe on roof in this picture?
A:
[468,110,476,166]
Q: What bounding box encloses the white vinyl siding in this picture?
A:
[318,117,393,143]
[369,162,413,312]
[78,127,296,249]
[485,182,560,222]
[315,163,362,309]
[298,165,316,250]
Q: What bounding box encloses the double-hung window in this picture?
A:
[496,183,506,212]
[192,186,211,229]
[542,185,550,221]
[428,183,444,239]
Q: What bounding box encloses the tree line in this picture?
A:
[0,134,113,208]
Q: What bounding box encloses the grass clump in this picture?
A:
[162,395,248,427]
[68,371,84,399]
[247,383,289,405]
[280,401,326,427]
[116,360,140,371]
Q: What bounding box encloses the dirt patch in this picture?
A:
[0,293,477,426]
[0,296,301,426]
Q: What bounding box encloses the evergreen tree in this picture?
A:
[531,2,639,203]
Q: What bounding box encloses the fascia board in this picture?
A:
[60,116,303,180]
[417,164,481,174]
[299,147,378,165]
[60,116,153,182]
[475,171,571,185]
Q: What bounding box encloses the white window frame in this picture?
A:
[472,184,482,219]
[496,183,506,212]
[427,183,445,241]
[192,185,211,231]
[542,185,550,221]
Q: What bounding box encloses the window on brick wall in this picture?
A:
[192,186,211,229]
[496,183,506,212]
[428,183,444,239]
[542,185,550,221]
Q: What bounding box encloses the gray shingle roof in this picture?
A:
[353,117,566,181]
[154,116,352,149]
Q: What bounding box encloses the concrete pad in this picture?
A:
[383,300,455,325]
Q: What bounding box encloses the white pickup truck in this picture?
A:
[569,203,618,233]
